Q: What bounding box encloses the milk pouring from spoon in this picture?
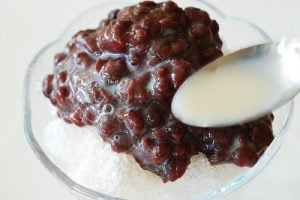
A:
[172,39,300,127]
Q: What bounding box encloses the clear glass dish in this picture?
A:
[23,0,294,200]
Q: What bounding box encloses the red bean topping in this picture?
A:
[57,71,67,83]
[161,1,178,12]
[231,148,258,167]
[110,136,128,152]
[171,40,189,54]
[173,144,186,158]
[99,115,119,139]
[142,137,154,149]
[153,77,173,102]
[42,1,274,182]
[54,53,67,65]
[70,108,84,127]
[166,159,188,182]
[83,36,99,53]
[152,129,166,139]
[95,59,108,72]
[191,23,209,38]
[152,143,170,163]
[76,52,92,68]
[102,59,128,83]
[134,28,148,43]
[251,125,274,152]
[84,109,96,126]
[184,7,210,24]
[124,110,144,135]
[42,74,54,97]
[55,86,69,105]
[145,105,163,127]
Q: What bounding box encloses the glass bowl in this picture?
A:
[23,0,294,200]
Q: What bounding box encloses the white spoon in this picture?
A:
[172,39,300,127]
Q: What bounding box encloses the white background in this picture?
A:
[0,0,299,199]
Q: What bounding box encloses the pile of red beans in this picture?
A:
[43,1,274,182]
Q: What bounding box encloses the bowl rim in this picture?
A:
[23,1,294,200]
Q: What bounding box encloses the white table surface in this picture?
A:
[0,0,299,199]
